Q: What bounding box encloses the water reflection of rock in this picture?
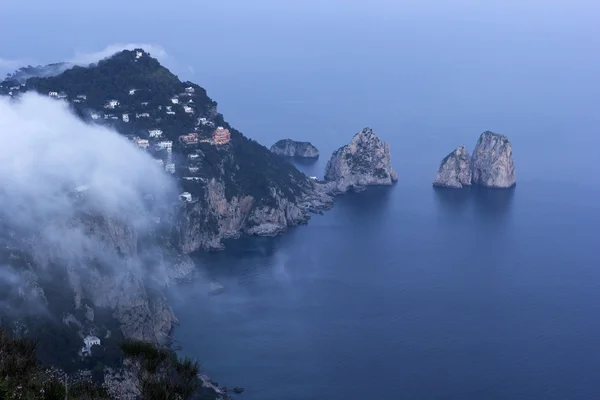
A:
[433,186,471,215]
[471,185,515,217]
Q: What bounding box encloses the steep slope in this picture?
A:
[471,131,516,188]
[324,127,397,193]
[433,146,472,188]
[3,49,332,251]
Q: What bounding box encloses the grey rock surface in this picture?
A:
[270,139,319,158]
[471,131,516,188]
[324,127,397,194]
[433,146,472,188]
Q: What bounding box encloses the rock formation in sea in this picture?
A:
[270,139,319,158]
[324,127,398,194]
[433,146,472,188]
[471,131,516,188]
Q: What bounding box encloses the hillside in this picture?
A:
[1,48,332,251]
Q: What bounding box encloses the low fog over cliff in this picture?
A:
[0,93,185,349]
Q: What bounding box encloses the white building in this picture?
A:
[157,141,173,150]
[57,92,68,99]
[166,111,176,115]
[165,163,176,173]
[129,89,137,95]
[77,94,87,100]
[49,91,58,97]
[180,192,192,202]
[81,335,101,356]
[188,99,194,104]
[136,51,144,59]
[149,129,163,138]
[111,116,119,120]
[183,106,194,114]
[105,99,119,109]
[185,87,195,94]
[170,97,179,104]
[73,99,82,103]
[188,154,199,160]
[136,113,150,118]
[188,167,199,173]
[91,113,100,120]
[122,113,130,122]
[135,139,150,149]
[141,101,149,106]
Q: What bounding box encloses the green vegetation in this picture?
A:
[0,327,217,400]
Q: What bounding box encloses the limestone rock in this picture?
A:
[324,127,397,194]
[471,131,516,188]
[433,146,472,188]
[270,139,319,158]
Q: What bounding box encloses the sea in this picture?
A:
[167,5,600,400]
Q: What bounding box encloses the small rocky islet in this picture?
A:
[270,139,319,158]
[433,131,516,189]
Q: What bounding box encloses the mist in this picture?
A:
[0,93,179,313]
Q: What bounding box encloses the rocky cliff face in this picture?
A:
[471,131,516,188]
[270,139,319,158]
[178,178,333,252]
[433,146,472,188]
[324,127,397,194]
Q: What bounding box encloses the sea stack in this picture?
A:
[270,139,319,158]
[433,146,472,188]
[471,131,516,188]
[324,127,397,194]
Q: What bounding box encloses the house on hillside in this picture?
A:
[136,51,144,59]
[185,87,195,94]
[213,127,231,145]
[81,336,101,357]
[122,113,130,122]
[73,99,82,103]
[129,89,137,95]
[91,113,100,120]
[180,192,192,202]
[57,92,68,99]
[188,166,199,173]
[141,101,149,106]
[136,112,150,118]
[170,97,179,104]
[77,94,87,100]
[135,139,149,149]
[105,99,119,109]
[188,154,199,160]
[179,133,198,145]
[149,129,163,138]
[183,106,194,114]
[49,91,58,97]
[157,141,172,150]
[165,163,176,174]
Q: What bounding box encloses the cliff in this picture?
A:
[433,146,472,188]
[471,131,516,188]
[324,127,397,194]
[270,139,319,158]
[0,48,334,365]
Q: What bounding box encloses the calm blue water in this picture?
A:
[171,172,600,399]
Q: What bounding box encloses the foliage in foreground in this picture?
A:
[0,327,212,399]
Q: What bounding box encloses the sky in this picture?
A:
[1,0,599,182]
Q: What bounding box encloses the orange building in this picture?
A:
[213,127,231,145]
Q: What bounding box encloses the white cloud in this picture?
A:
[69,43,169,66]
[0,93,179,308]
